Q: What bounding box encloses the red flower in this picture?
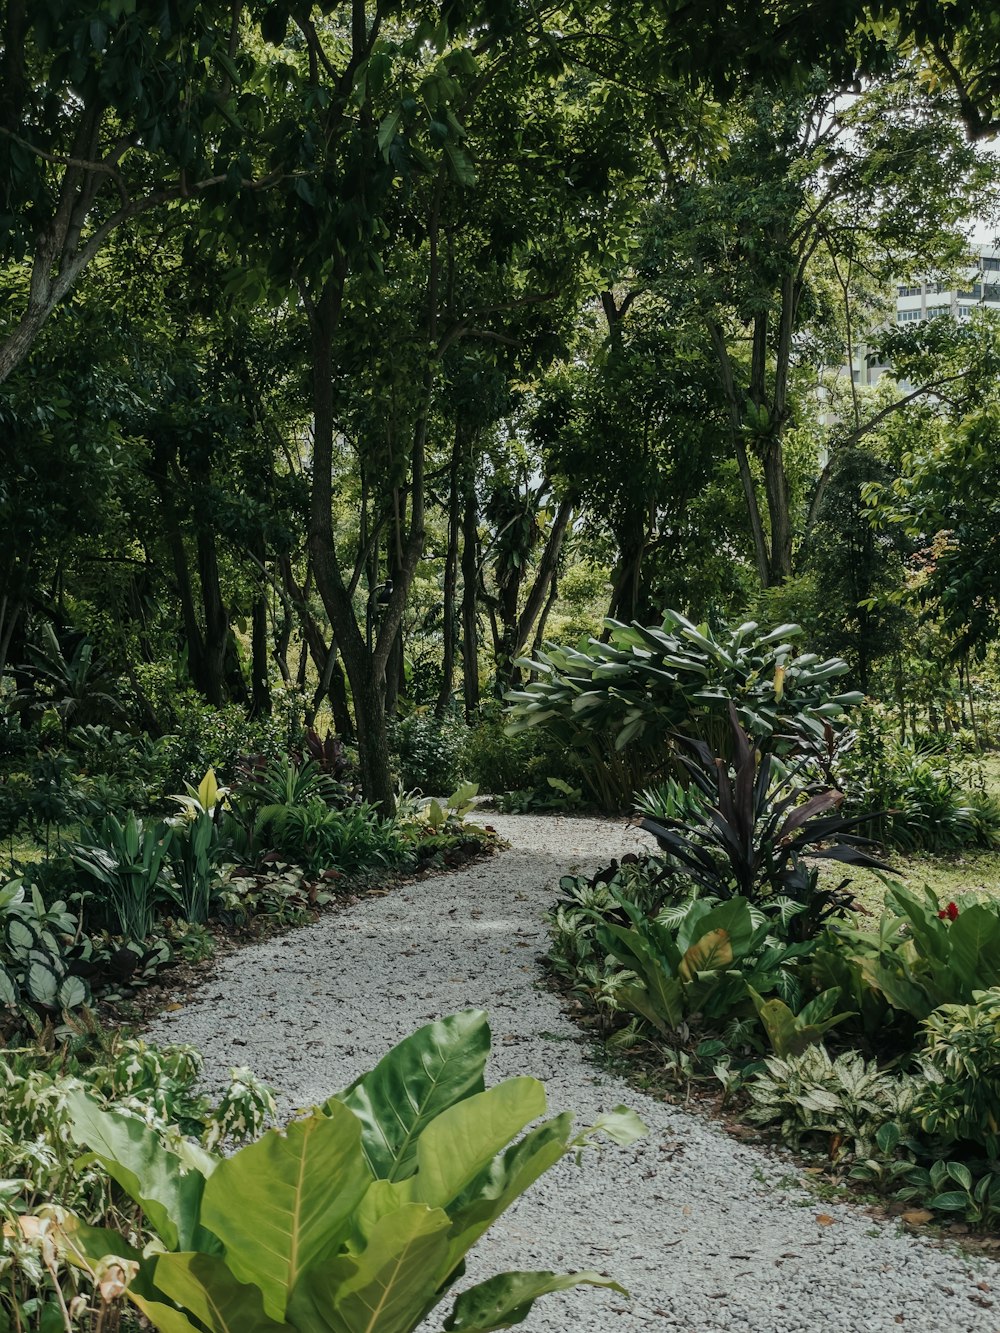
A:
[938,901,959,921]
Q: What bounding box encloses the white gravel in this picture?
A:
[148,813,1000,1332]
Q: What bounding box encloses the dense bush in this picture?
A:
[507,611,861,809]
[838,705,1000,851]
[390,706,468,794]
[0,1029,275,1332]
[548,837,1000,1231]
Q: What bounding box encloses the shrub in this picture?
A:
[0,1032,275,1332]
[507,611,861,809]
[837,705,1000,851]
[259,798,411,877]
[463,702,574,793]
[61,1012,643,1333]
[70,812,173,940]
[744,1045,915,1158]
[913,990,1000,1156]
[390,707,468,794]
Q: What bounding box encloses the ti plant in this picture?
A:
[61,1011,644,1333]
[639,705,892,926]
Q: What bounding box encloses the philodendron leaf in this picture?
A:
[444,1116,573,1271]
[441,1270,627,1331]
[408,1078,547,1210]
[150,1253,293,1333]
[66,1091,212,1252]
[332,1011,490,1181]
[288,1203,451,1333]
[200,1101,372,1321]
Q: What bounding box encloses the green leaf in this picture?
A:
[66,1092,210,1253]
[288,1203,451,1333]
[442,1117,573,1273]
[152,1254,293,1333]
[409,1079,547,1210]
[574,1106,646,1148]
[443,1270,626,1331]
[927,1190,970,1211]
[332,1010,490,1181]
[200,1103,373,1320]
[378,109,402,156]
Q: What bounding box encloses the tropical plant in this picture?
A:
[259,798,411,877]
[592,893,810,1039]
[0,1031,276,1331]
[70,812,173,940]
[11,623,123,731]
[828,883,1000,1025]
[167,770,230,924]
[61,1012,644,1333]
[838,709,1000,851]
[744,1045,916,1158]
[506,612,862,807]
[747,987,855,1058]
[638,707,891,924]
[912,989,1000,1156]
[0,878,91,1024]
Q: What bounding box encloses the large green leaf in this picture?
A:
[288,1203,451,1333]
[332,1011,490,1181]
[408,1079,547,1211]
[947,905,1000,991]
[66,1091,211,1252]
[441,1270,626,1331]
[127,1296,204,1333]
[442,1117,572,1270]
[201,1103,373,1320]
[152,1253,294,1333]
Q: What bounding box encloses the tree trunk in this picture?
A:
[250,592,271,717]
[435,430,462,716]
[461,459,480,720]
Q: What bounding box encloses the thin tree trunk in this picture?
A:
[461,456,480,720]
[435,429,462,716]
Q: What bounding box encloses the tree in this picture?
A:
[640,72,994,585]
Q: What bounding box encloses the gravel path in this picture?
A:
[149,814,1000,1333]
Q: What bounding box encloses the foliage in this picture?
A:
[70,813,173,941]
[639,707,891,923]
[822,883,1000,1028]
[0,878,92,1026]
[586,891,811,1041]
[912,990,1000,1157]
[464,704,576,795]
[507,612,861,808]
[743,1045,916,1158]
[166,770,230,925]
[391,708,469,795]
[0,1029,275,1332]
[62,1012,642,1333]
[259,798,412,878]
[11,625,123,731]
[838,708,1000,851]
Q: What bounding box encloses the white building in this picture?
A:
[853,239,1000,387]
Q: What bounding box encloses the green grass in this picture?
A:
[819,848,1000,918]
[820,746,1000,916]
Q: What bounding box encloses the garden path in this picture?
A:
[149,814,999,1333]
